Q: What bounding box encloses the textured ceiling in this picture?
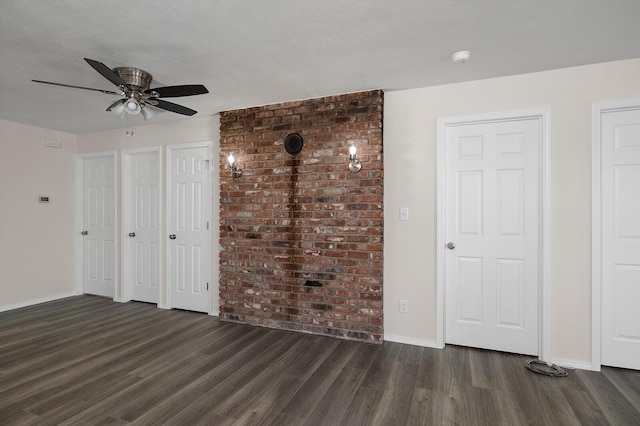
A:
[2,0,640,134]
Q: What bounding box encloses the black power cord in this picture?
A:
[525,359,568,377]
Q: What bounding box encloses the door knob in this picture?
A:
[169,234,176,240]
[81,230,88,236]
[129,232,136,237]
[447,242,456,249]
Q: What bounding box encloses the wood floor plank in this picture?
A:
[340,385,385,425]
[407,387,447,425]
[302,366,367,425]
[221,371,303,425]
[1,312,204,414]
[171,331,334,422]
[602,366,640,410]
[368,361,418,425]
[278,340,355,419]
[1,295,639,426]
[0,305,180,393]
[0,408,41,425]
[129,329,294,424]
[358,341,403,391]
[125,320,229,378]
[4,316,203,421]
[68,328,273,424]
[574,368,640,425]
[372,343,424,425]
[221,337,356,425]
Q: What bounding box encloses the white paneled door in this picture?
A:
[167,145,211,313]
[125,151,160,303]
[600,107,640,370]
[83,156,116,298]
[444,118,540,355]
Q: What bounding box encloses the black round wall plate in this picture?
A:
[284,133,304,155]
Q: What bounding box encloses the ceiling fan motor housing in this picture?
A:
[112,67,153,90]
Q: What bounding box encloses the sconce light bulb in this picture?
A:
[348,145,362,173]
[228,153,235,166]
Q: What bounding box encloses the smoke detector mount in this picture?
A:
[452,50,471,64]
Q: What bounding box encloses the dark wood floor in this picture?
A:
[1,296,639,425]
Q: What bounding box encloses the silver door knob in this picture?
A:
[169,234,177,240]
[129,232,136,237]
[447,242,456,249]
[81,230,88,236]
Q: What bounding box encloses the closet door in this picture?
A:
[167,144,212,313]
[82,156,116,298]
[600,107,640,370]
[124,150,160,303]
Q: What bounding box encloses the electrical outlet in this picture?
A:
[399,300,408,313]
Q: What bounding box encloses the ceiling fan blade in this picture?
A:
[144,84,209,98]
[106,99,124,111]
[32,79,122,95]
[84,58,128,87]
[152,99,197,116]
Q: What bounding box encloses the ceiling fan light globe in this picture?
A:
[124,99,141,115]
[110,101,126,117]
[141,105,155,121]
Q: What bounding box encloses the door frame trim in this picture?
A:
[591,98,640,372]
[74,151,119,300]
[121,147,163,305]
[436,108,552,361]
[166,141,214,313]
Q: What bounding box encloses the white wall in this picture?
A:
[0,119,77,309]
[383,58,640,366]
[76,115,220,312]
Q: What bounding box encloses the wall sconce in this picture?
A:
[227,153,242,178]
[348,145,362,173]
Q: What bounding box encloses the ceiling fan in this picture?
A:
[32,58,209,120]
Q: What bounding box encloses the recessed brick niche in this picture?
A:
[219,90,383,343]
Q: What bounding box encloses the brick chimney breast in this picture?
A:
[219,90,383,344]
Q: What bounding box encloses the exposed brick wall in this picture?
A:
[219,90,383,343]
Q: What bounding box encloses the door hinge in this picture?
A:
[207,221,209,230]
[206,282,209,291]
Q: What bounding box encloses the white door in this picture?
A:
[83,156,116,298]
[125,151,160,303]
[167,145,211,313]
[600,107,640,370]
[444,118,540,355]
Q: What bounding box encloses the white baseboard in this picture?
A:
[0,292,78,313]
[384,334,442,348]
[383,335,595,371]
[209,311,219,317]
[552,357,597,371]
